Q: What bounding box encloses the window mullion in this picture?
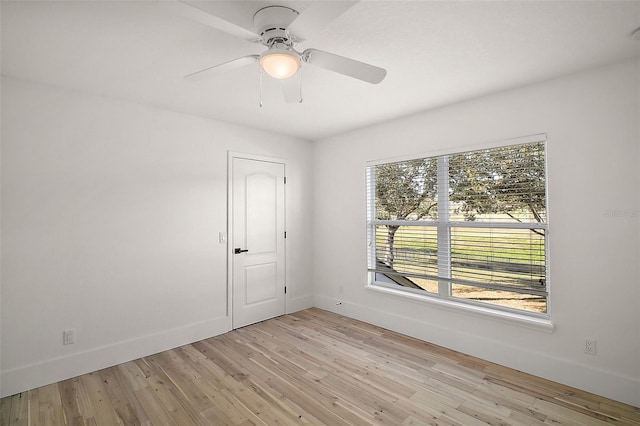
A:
[437,155,451,297]
[366,167,376,275]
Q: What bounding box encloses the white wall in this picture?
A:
[0,77,314,397]
[312,59,640,407]
[2,60,639,407]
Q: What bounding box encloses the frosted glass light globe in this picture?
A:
[259,50,300,79]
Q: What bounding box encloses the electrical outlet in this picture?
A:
[584,338,596,355]
[63,329,75,345]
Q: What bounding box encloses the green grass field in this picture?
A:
[374,224,547,313]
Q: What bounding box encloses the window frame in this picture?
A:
[366,134,551,324]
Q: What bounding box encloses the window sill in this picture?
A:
[366,283,555,333]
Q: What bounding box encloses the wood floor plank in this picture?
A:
[237,350,351,424]
[2,308,639,425]
[79,372,123,426]
[8,393,28,426]
[0,396,11,426]
[193,338,303,425]
[36,384,66,425]
[402,414,453,426]
[132,383,175,426]
[57,377,88,426]
[178,350,258,424]
[99,363,150,425]
[25,390,41,426]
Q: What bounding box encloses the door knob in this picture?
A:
[234,248,249,254]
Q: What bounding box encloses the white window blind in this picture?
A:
[367,136,548,314]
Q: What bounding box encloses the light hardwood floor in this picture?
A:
[1,308,639,425]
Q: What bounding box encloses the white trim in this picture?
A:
[286,294,314,314]
[227,151,288,330]
[366,282,553,331]
[227,153,234,320]
[366,167,377,273]
[543,138,553,317]
[229,151,289,165]
[313,294,639,407]
[1,315,231,398]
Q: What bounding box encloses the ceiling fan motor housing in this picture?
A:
[253,6,299,46]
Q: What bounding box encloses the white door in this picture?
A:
[232,157,286,329]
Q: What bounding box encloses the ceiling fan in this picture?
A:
[170,1,387,102]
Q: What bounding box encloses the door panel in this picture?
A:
[232,157,285,329]
[245,263,277,305]
[246,172,277,255]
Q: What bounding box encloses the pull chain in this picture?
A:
[298,66,303,104]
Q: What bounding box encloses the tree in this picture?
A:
[372,143,546,269]
[374,158,437,267]
[448,142,546,232]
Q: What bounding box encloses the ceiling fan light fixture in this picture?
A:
[259,48,301,79]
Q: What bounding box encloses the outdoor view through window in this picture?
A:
[366,137,548,314]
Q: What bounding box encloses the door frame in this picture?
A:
[227,151,287,329]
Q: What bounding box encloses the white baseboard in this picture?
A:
[1,315,231,398]
[287,294,314,313]
[313,294,640,407]
[1,294,314,398]
[4,296,638,407]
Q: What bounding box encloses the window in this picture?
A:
[366,135,548,315]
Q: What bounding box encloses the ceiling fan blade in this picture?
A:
[288,1,358,42]
[303,49,386,84]
[185,55,259,81]
[165,0,258,42]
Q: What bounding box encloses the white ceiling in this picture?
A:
[2,1,639,140]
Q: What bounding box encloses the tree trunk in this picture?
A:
[386,225,400,268]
